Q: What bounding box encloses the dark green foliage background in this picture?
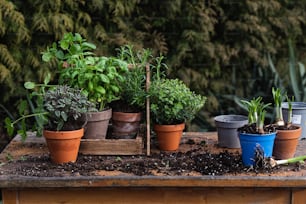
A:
[0,0,306,131]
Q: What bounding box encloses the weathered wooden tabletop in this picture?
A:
[1,132,306,189]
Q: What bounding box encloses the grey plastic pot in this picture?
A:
[282,102,306,139]
[214,115,248,148]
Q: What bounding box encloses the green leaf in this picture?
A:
[60,40,70,50]
[4,117,14,137]
[42,52,52,62]
[71,44,81,54]
[74,33,82,41]
[95,86,106,95]
[24,82,36,89]
[18,100,28,115]
[61,111,68,121]
[82,42,96,50]
[88,81,94,91]
[99,74,110,83]
[55,50,65,60]
[111,85,119,93]
[44,73,51,85]
[84,73,94,79]
[55,110,60,117]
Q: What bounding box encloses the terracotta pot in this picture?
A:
[111,112,142,139]
[43,128,84,164]
[154,123,185,151]
[273,125,302,160]
[82,108,112,139]
[282,102,306,139]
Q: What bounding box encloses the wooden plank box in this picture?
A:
[79,125,145,155]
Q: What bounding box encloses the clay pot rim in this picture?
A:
[112,111,142,122]
[214,115,248,128]
[276,125,301,133]
[43,128,84,140]
[153,123,185,132]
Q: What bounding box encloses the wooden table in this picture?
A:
[1,132,306,204]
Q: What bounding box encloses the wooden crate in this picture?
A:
[80,64,151,156]
[78,64,152,156]
[79,126,145,155]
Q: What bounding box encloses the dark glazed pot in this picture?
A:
[111,112,142,139]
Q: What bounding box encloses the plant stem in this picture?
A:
[286,95,294,126]
[272,87,285,126]
[10,112,48,126]
[269,155,306,167]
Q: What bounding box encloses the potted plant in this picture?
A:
[272,87,302,159]
[5,81,96,164]
[282,101,306,139]
[149,76,206,151]
[108,45,151,139]
[42,32,129,139]
[110,45,168,139]
[238,96,276,166]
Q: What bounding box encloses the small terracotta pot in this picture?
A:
[273,125,302,160]
[43,128,84,164]
[111,112,142,139]
[154,123,185,151]
[82,108,112,139]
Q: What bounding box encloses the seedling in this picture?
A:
[253,145,306,169]
[286,95,294,128]
[272,87,285,126]
[272,87,294,129]
[269,155,306,167]
[241,96,271,134]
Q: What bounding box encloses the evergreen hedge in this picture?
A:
[1,0,305,130]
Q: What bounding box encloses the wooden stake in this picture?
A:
[146,64,151,156]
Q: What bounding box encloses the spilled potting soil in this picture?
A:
[0,138,304,177]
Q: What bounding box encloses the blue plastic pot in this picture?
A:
[239,132,276,166]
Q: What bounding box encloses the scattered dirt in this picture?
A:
[0,136,304,177]
[238,123,276,134]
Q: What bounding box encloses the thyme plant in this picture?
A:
[149,79,206,125]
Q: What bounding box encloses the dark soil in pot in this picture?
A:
[238,123,276,134]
